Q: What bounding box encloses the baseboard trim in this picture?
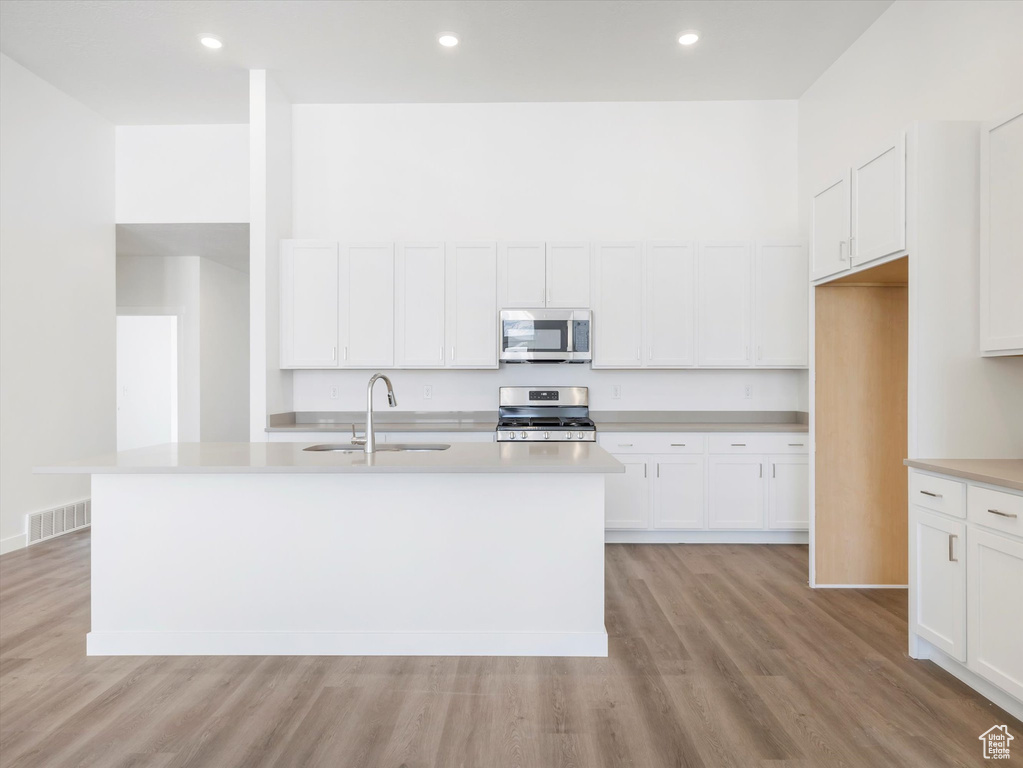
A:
[915,637,1023,722]
[605,530,808,544]
[0,533,27,556]
[814,584,908,589]
[87,630,609,657]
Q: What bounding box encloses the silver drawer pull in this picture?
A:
[988,509,1018,519]
[731,443,746,447]
[787,443,803,447]
[919,490,942,498]
[670,443,686,447]
[948,533,958,562]
[618,443,634,447]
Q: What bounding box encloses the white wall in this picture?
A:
[117,255,201,442]
[799,0,1023,457]
[0,54,115,553]
[293,100,799,241]
[294,367,805,414]
[116,124,249,224]
[200,259,249,441]
[250,71,294,439]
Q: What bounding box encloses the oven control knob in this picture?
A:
[565,431,573,440]
[507,432,515,440]
[543,431,550,440]
[520,431,527,440]
[577,431,584,440]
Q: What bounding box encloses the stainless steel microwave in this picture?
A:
[499,309,592,363]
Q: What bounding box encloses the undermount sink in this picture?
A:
[303,443,450,453]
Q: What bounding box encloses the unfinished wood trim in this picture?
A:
[828,256,908,286]
[815,284,908,585]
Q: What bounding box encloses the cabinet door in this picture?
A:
[767,456,808,529]
[341,244,394,367]
[645,242,696,367]
[755,242,808,367]
[395,244,445,367]
[280,240,339,368]
[592,242,643,367]
[499,242,546,308]
[708,455,765,529]
[980,110,1023,356]
[967,527,1023,699]
[605,458,650,530]
[851,134,906,267]
[446,243,498,368]
[653,457,705,530]
[912,509,966,661]
[697,242,752,367]
[546,243,591,308]
[810,172,851,280]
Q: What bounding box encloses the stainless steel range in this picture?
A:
[496,386,596,442]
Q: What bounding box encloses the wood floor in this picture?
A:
[1,532,1018,768]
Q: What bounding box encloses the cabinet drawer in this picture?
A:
[598,434,704,454]
[707,434,808,455]
[968,485,1023,538]
[909,472,965,518]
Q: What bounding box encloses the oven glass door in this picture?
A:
[502,319,569,354]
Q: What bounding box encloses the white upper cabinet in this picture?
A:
[645,242,696,367]
[851,134,906,266]
[697,242,752,367]
[341,244,394,367]
[280,240,339,368]
[755,242,808,367]
[592,242,643,367]
[546,243,591,308]
[810,172,851,281]
[980,110,1023,356]
[446,243,498,368]
[395,243,446,368]
[499,242,547,308]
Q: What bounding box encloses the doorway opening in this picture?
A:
[116,315,178,451]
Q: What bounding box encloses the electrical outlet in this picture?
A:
[611,384,622,400]
[743,384,752,400]
[424,384,433,400]
[329,386,340,400]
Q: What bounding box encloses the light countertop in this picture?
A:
[904,459,1023,492]
[266,410,809,434]
[36,441,625,475]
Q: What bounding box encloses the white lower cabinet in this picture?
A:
[605,458,650,530]
[909,469,1023,712]
[601,433,807,535]
[653,457,705,529]
[912,507,966,661]
[967,526,1023,700]
[767,456,809,529]
[708,455,765,529]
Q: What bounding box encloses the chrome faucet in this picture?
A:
[362,373,397,454]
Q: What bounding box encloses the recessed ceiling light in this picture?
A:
[438,33,459,48]
[678,31,700,46]
[199,34,223,50]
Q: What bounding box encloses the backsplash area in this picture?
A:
[292,368,808,413]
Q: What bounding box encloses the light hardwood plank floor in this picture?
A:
[0,531,1018,767]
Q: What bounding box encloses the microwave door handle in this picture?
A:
[566,317,574,354]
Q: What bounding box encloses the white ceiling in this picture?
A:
[0,0,893,125]
[117,224,249,273]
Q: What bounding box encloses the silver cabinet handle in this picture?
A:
[759,464,763,478]
[839,240,847,261]
[948,533,958,562]
[332,346,337,361]
[670,443,686,447]
[788,443,803,447]
[656,463,660,478]
[343,346,348,361]
[850,235,856,256]
[450,347,455,360]
[643,464,647,478]
[988,509,1018,519]
[731,443,746,447]
[619,443,634,447]
[919,490,942,498]
[772,464,776,478]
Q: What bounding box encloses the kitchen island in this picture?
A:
[39,442,622,657]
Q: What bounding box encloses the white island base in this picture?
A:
[87,467,609,657]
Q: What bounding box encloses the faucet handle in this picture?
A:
[350,424,366,446]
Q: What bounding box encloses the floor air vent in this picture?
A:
[27,500,90,545]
